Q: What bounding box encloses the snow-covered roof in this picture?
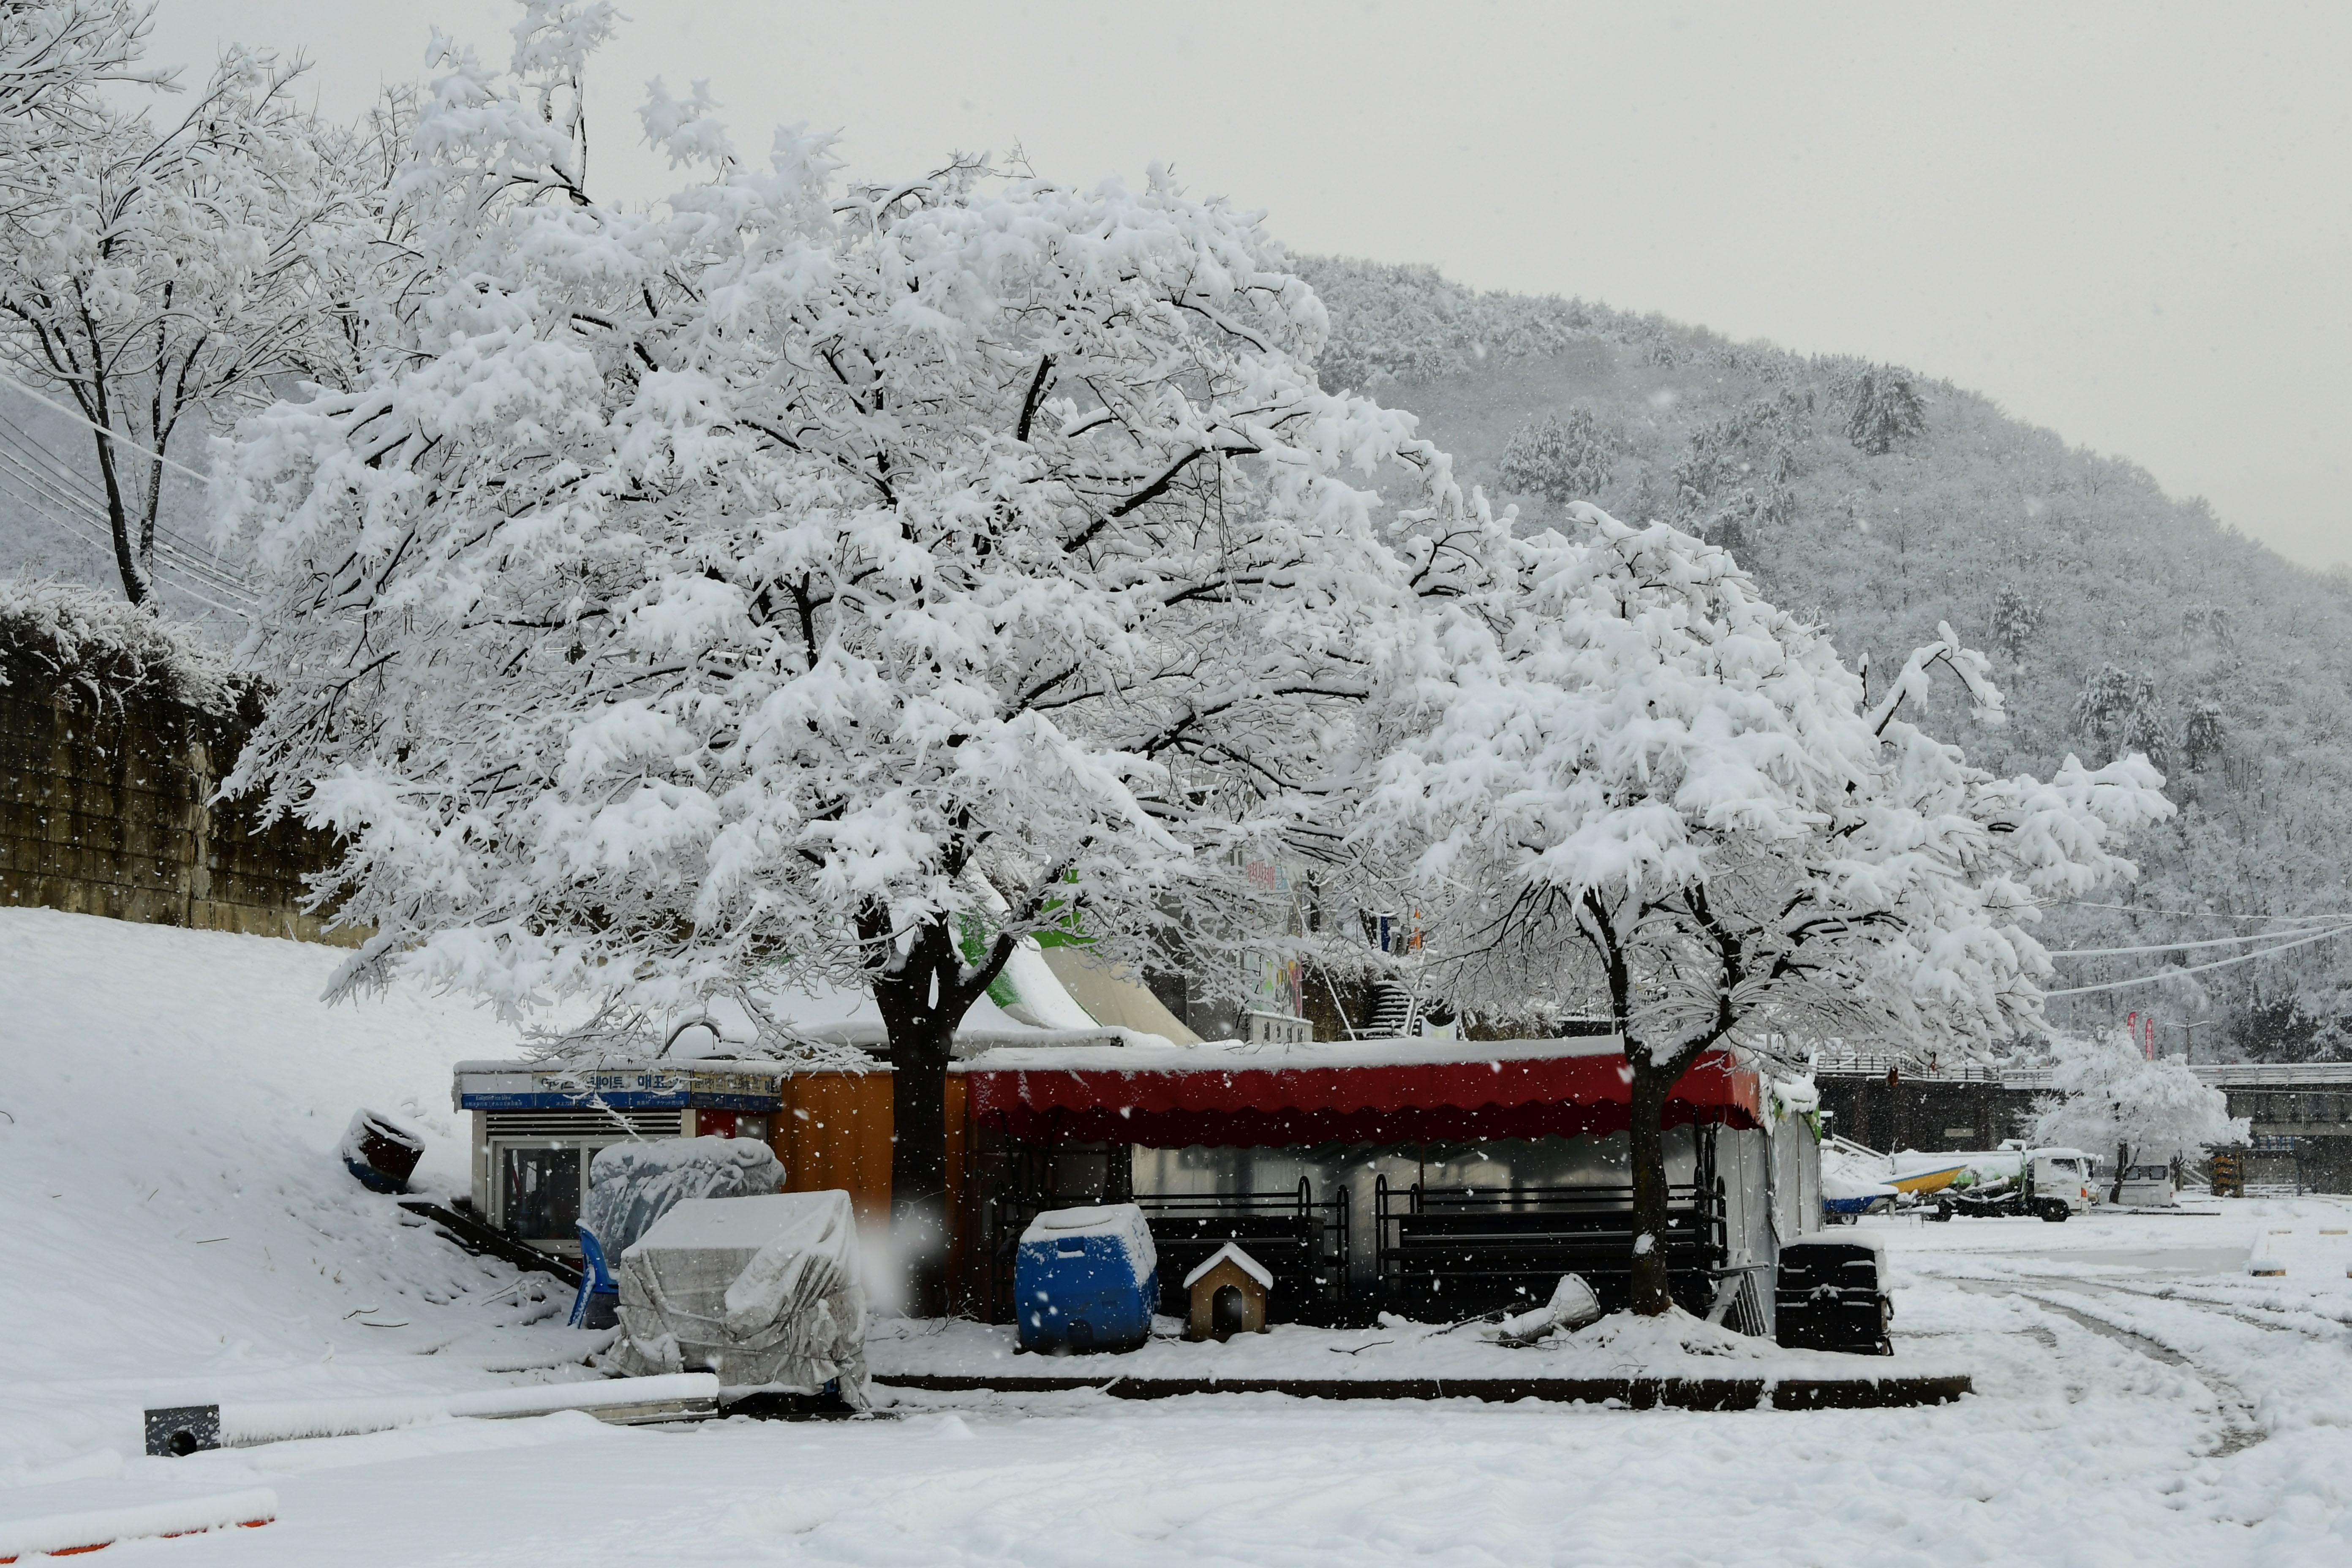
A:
[1184,1242,1274,1291]
[955,1033,1623,1075]
[451,1057,798,1078]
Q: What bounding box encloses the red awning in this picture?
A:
[959,1046,1762,1149]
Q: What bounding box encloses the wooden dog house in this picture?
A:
[1184,1242,1273,1340]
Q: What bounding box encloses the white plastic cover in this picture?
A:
[605,1191,870,1405]
[581,1137,784,1258]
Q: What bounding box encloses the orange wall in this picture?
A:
[765,1072,968,1239]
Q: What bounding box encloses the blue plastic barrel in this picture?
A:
[1015,1203,1159,1353]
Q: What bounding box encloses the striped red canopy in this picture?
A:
[958,1046,1762,1149]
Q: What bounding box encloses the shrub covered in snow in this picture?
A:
[0,575,234,712]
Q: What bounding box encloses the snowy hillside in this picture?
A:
[0,908,578,1476]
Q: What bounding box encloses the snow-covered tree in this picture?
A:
[1497,407,1614,511]
[2029,1028,2246,1194]
[2076,664,2169,771]
[0,6,365,606]
[217,3,1486,1306]
[1363,505,2172,1314]
[2183,700,2227,770]
[1843,365,1925,456]
[1992,585,2042,662]
[0,1,160,136]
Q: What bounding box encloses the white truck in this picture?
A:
[1926,1146,2099,1223]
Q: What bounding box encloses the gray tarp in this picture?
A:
[581,1137,785,1258]
[604,1190,871,1406]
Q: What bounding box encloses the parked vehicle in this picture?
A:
[1927,1148,2097,1222]
[2114,1162,2178,1208]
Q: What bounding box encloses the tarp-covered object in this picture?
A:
[582,1137,784,1257]
[959,1037,1762,1148]
[605,1191,870,1405]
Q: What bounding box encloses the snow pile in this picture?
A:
[1554,1306,1786,1364]
[581,1138,784,1258]
[0,1486,278,1560]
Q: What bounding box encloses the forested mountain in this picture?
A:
[1298,257,2352,1060]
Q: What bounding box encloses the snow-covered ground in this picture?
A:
[6,908,2352,1564]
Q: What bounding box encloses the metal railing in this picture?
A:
[1371,1176,1728,1315]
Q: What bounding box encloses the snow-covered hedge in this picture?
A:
[0,576,236,713]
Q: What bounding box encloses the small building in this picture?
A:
[951,1034,1821,1333]
[452,1059,792,1257]
[1184,1242,1272,1339]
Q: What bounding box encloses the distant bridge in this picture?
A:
[1810,1051,2352,1193]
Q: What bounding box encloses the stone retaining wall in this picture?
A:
[0,677,351,945]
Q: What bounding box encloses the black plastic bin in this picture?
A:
[1774,1235,1891,1355]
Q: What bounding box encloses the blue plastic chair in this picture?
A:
[569,1222,620,1330]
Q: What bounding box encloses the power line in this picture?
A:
[0,408,252,589]
[0,371,212,483]
[2056,898,2352,924]
[0,447,254,605]
[2044,926,2337,959]
[2041,925,2352,999]
[0,427,257,615]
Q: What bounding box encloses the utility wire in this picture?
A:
[0,448,255,606]
[0,408,251,588]
[2041,925,2352,999]
[0,434,257,615]
[0,371,212,483]
[2044,926,2336,958]
[2056,898,2352,924]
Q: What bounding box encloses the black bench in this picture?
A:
[1376,1182,1725,1318]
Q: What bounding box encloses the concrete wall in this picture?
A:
[1815,1074,2040,1155]
[0,678,352,945]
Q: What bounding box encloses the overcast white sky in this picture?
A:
[149,1,2352,570]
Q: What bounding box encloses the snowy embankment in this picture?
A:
[0,908,586,1479]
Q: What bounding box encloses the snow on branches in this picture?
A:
[1360,504,2172,1309]
[1372,504,2172,1075]
[214,4,1491,1291]
[0,0,372,607]
[2029,1029,2246,1171]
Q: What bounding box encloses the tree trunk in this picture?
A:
[2112,1141,2130,1207]
[1626,1063,1676,1317]
[865,911,1015,1319]
[885,1011,954,1316]
[862,901,1028,1318]
[89,414,151,607]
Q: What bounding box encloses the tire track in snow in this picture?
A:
[1956,1280,2265,1456]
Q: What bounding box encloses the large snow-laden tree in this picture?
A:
[0,3,368,607]
[2029,1029,2246,1198]
[216,3,1484,1306]
[1364,504,2173,1315]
